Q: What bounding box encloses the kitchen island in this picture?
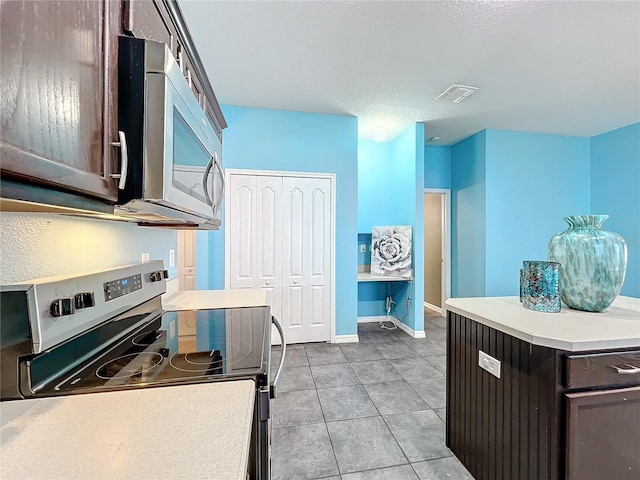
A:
[444,296,640,480]
[0,380,255,480]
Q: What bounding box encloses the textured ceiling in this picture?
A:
[179,0,640,145]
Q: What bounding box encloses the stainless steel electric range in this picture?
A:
[0,260,284,480]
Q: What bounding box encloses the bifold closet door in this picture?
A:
[228,173,331,344]
[281,177,331,343]
[228,175,283,322]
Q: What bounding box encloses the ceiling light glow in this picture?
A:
[373,127,387,142]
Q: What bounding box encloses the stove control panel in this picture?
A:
[103,274,142,302]
[2,260,167,354]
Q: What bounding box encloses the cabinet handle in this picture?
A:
[612,364,640,374]
[110,131,129,190]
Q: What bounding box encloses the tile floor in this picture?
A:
[269,316,474,480]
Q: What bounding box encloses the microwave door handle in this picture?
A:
[270,315,286,399]
[202,157,214,206]
[110,130,129,190]
[212,151,225,216]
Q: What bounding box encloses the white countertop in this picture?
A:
[162,288,267,311]
[444,296,640,352]
[1,380,255,480]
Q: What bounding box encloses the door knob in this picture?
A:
[265,281,270,285]
[293,280,298,284]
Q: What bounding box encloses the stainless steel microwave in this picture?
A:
[115,36,224,229]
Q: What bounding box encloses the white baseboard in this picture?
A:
[333,334,360,344]
[391,318,426,338]
[423,301,442,315]
[357,315,390,324]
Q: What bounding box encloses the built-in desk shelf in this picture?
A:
[357,271,412,282]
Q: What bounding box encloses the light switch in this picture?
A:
[141,252,150,263]
[169,249,175,267]
[479,350,501,379]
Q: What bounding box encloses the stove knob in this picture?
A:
[74,292,95,309]
[149,271,167,282]
[50,298,74,317]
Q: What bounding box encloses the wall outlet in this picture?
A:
[478,350,501,379]
[141,252,150,263]
[360,244,366,252]
[169,249,175,267]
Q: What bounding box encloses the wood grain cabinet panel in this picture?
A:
[447,311,640,480]
[123,0,176,54]
[0,0,120,201]
[565,387,640,480]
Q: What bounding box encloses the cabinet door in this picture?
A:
[123,0,176,54]
[565,386,640,480]
[0,0,119,201]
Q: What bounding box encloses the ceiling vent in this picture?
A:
[435,84,480,103]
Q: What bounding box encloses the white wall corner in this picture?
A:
[333,334,360,344]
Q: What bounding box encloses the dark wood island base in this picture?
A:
[446,310,640,480]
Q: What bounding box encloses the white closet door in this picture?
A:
[228,175,283,320]
[255,176,283,322]
[228,175,257,290]
[282,177,331,343]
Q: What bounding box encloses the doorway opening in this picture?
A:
[423,189,451,315]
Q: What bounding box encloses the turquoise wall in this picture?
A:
[358,141,394,232]
[424,146,452,189]
[195,231,210,290]
[591,122,640,297]
[356,125,425,333]
[209,105,359,336]
[485,130,591,296]
[451,131,487,297]
[449,126,636,300]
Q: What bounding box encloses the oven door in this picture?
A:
[143,59,223,222]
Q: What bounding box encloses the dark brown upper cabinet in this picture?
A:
[0,0,122,203]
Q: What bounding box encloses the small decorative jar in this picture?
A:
[521,260,561,313]
[547,215,627,312]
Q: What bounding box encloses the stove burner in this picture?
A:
[170,350,223,373]
[96,352,163,380]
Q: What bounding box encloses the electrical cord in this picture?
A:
[379,282,397,330]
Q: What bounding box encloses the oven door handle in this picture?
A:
[270,315,286,399]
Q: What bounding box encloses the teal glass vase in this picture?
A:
[547,215,627,312]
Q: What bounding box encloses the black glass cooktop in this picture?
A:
[27,305,271,397]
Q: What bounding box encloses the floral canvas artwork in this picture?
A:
[371,226,413,278]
